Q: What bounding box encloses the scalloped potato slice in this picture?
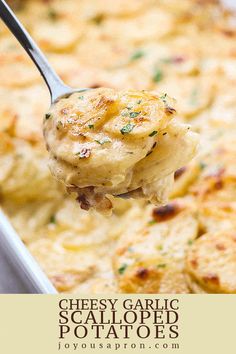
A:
[198,202,236,233]
[185,230,236,294]
[100,8,175,44]
[0,52,40,87]
[0,136,60,203]
[113,199,199,293]
[156,76,215,119]
[0,85,49,142]
[31,19,80,52]
[44,88,198,213]
[28,238,98,292]
[80,0,153,17]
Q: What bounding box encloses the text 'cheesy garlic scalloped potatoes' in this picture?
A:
[44,88,198,213]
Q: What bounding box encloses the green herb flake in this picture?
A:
[188,240,193,246]
[130,49,145,61]
[48,8,58,21]
[129,111,140,118]
[120,123,135,135]
[91,14,104,25]
[149,130,158,137]
[88,124,94,129]
[95,137,111,145]
[78,95,84,100]
[118,264,128,275]
[160,93,167,102]
[49,215,56,224]
[189,88,198,106]
[157,263,166,268]
[160,57,172,64]
[199,161,207,170]
[45,113,51,120]
[148,220,156,226]
[153,68,164,83]
[137,99,142,104]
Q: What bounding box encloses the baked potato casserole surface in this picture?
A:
[1,0,236,293]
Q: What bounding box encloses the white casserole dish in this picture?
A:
[0,211,57,293]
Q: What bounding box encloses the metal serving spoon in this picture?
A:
[0,0,86,103]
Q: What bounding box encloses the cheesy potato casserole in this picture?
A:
[44,88,198,213]
[1,0,236,293]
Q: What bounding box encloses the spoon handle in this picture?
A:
[0,0,71,102]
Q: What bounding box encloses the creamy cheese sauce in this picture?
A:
[44,88,198,213]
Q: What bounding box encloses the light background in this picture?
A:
[0,295,235,354]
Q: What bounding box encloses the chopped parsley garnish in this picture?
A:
[45,113,51,120]
[121,111,129,117]
[88,124,94,129]
[148,220,156,225]
[189,88,198,106]
[153,68,163,82]
[129,111,140,118]
[188,240,193,246]
[78,95,84,100]
[118,264,128,274]
[137,99,142,104]
[160,57,172,64]
[130,49,145,61]
[160,93,167,102]
[48,8,58,21]
[91,14,104,25]
[199,161,207,170]
[49,215,56,224]
[95,137,111,145]
[149,130,158,137]
[120,123,135,135]
[157,263,166,268]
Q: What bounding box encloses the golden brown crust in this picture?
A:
[185,230,236,293]
[44,88,198,212]
[113,198,198,293]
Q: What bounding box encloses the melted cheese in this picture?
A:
[44,88,198,212]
